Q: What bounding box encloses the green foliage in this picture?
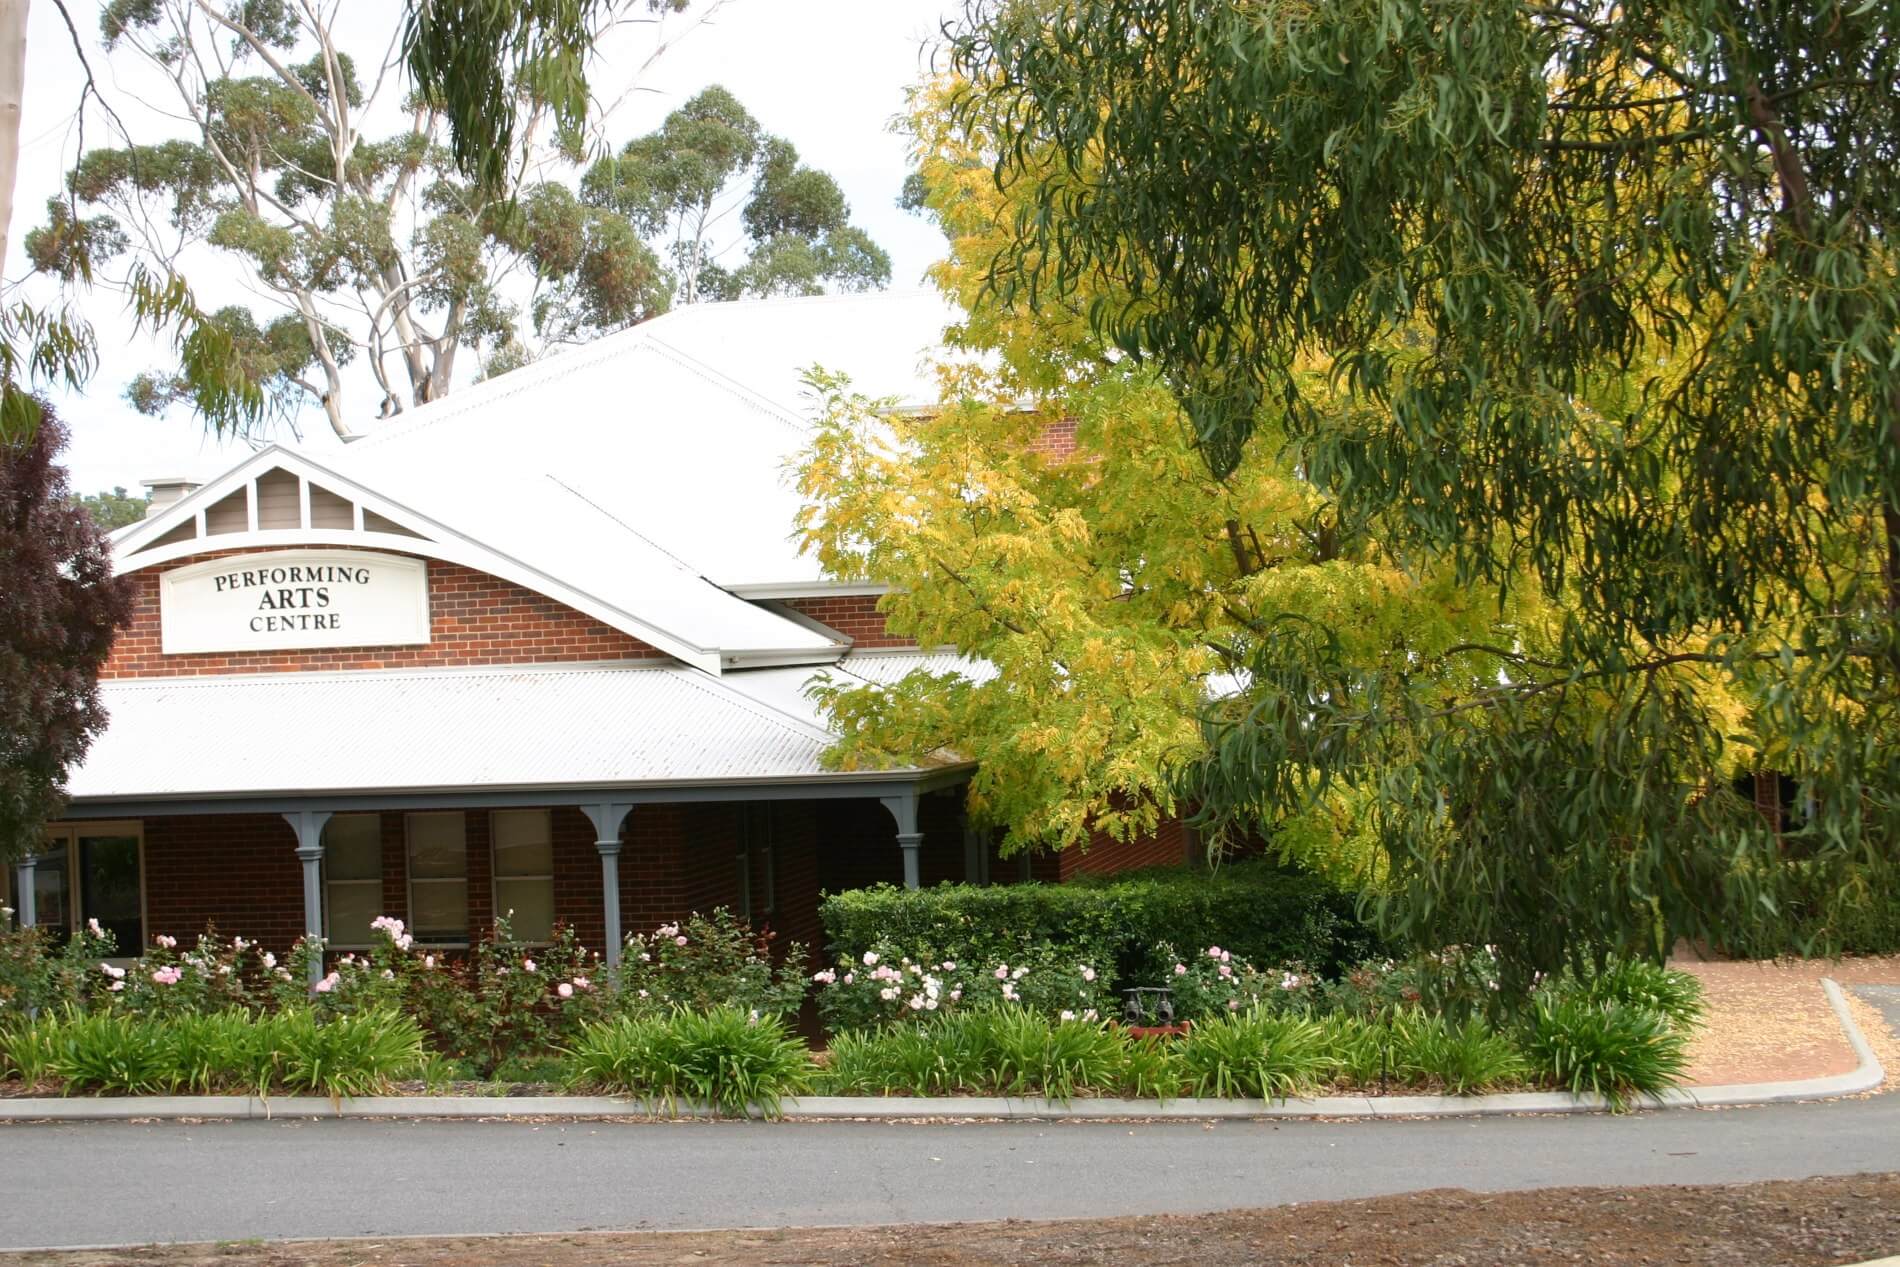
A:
[819,864,1382,991]
[564,1007,814,1117]
[1389,1014,1528,1097]
[1177,1010,1329,1101]
[943,0,1900,1000]
[53,6,884,436]
[813,944,1108,1032]
[71,486,149,533]
[1521,998,1692,1110]
[816,1009,1174,1100]
[616,910,809,1019]
[1559,960,1707,1032]
[22,1007,422,1098]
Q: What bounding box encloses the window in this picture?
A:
[491,809,554,943]
[25,823,144,951]
[322,815,382,949]
[406,812,469,943]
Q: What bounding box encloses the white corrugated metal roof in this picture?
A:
[338,291,963,593]
[66,662,914,801]
[721,648,998,734]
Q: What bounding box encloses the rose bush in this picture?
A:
[813,940,1111,1031]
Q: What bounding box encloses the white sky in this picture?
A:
[7,0,959,495]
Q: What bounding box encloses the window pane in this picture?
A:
[493,810,552,877]
[411,880,468,940]
[323,815,381,880]
[33,853,70,936]
[495,878,554,943]
[327,881,381,948]
[407,813,467,879]
[79,836,142,952]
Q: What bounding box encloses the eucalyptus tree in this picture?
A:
[37,1,888,439]
[944,0,1900,987]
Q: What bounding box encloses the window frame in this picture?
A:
[489,808,556,946]
[23,821,146,957]
[404,810,471,947]
[321,813,384,951]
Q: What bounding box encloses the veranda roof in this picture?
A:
[65,659,964,810]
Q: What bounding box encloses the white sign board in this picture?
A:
[160,550,431,654]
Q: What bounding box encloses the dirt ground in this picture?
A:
[1674,954,1900,1088]
[15,1174,1900,1267]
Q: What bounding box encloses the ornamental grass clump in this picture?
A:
[1389,1012,1526,1096]
[1315,1013,1392,1088]
[1559,959,1705,1031]
[1178,1009,1328,1100]
[1521,996,1691,1109]
[818,1016,990,1096]
[565,1007,814,1117]
[980,1008,1128,1102]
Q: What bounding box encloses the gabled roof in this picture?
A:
[109,446,841,673]
[340,290,963,592]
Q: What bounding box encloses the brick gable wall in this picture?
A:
[103,547,664,678]
[781,594,912,647]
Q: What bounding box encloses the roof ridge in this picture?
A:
[672,664,843,748]
[640,335,814,434]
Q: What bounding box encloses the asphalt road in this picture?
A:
[3,1097,1899,1251]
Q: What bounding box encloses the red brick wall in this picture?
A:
[1059,815,1193,879]
[1029,417,1079,459]
[782,595,912,648]
[104,547,663,678]
[143,814,306,948]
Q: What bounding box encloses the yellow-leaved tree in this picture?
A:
[791,80,1542,878]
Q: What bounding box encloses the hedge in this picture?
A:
[819,861,1386,988]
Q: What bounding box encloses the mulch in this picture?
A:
[15,1173,1900,1266]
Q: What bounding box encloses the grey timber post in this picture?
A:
[283,810,332,989]
[12,855,38,928]
[879,791,923,890]
[581,803,633,973]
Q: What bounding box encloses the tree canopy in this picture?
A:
[932,0,1900,989]
[793,82,1536,874]
[0,408,133,863]
[39,1,889,439]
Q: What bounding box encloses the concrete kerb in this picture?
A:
[0,977,1882,1124]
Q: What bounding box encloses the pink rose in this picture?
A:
[675,935,688,946]
[557,982,575,999]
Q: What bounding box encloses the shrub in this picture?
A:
[1521,997,1690,1108]
[1721,859,1900,958]
[1154,941,1316,1021]
[0,919,117,1020]
[813,944,1109,1031]
[1554,958,1704,1030]
[1389,1013,1526,1095]
[1319,946,1504,1022]
[283,915,607,1076]
[566,1007,815,1117]
[107,931,270,1017]
[819,861,1381,994]
[1178,1009,1329,1100]
[616,911,809,1019]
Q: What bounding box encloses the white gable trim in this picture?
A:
[111,447,763,674]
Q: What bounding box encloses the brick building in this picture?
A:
[5,292,1185,979]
